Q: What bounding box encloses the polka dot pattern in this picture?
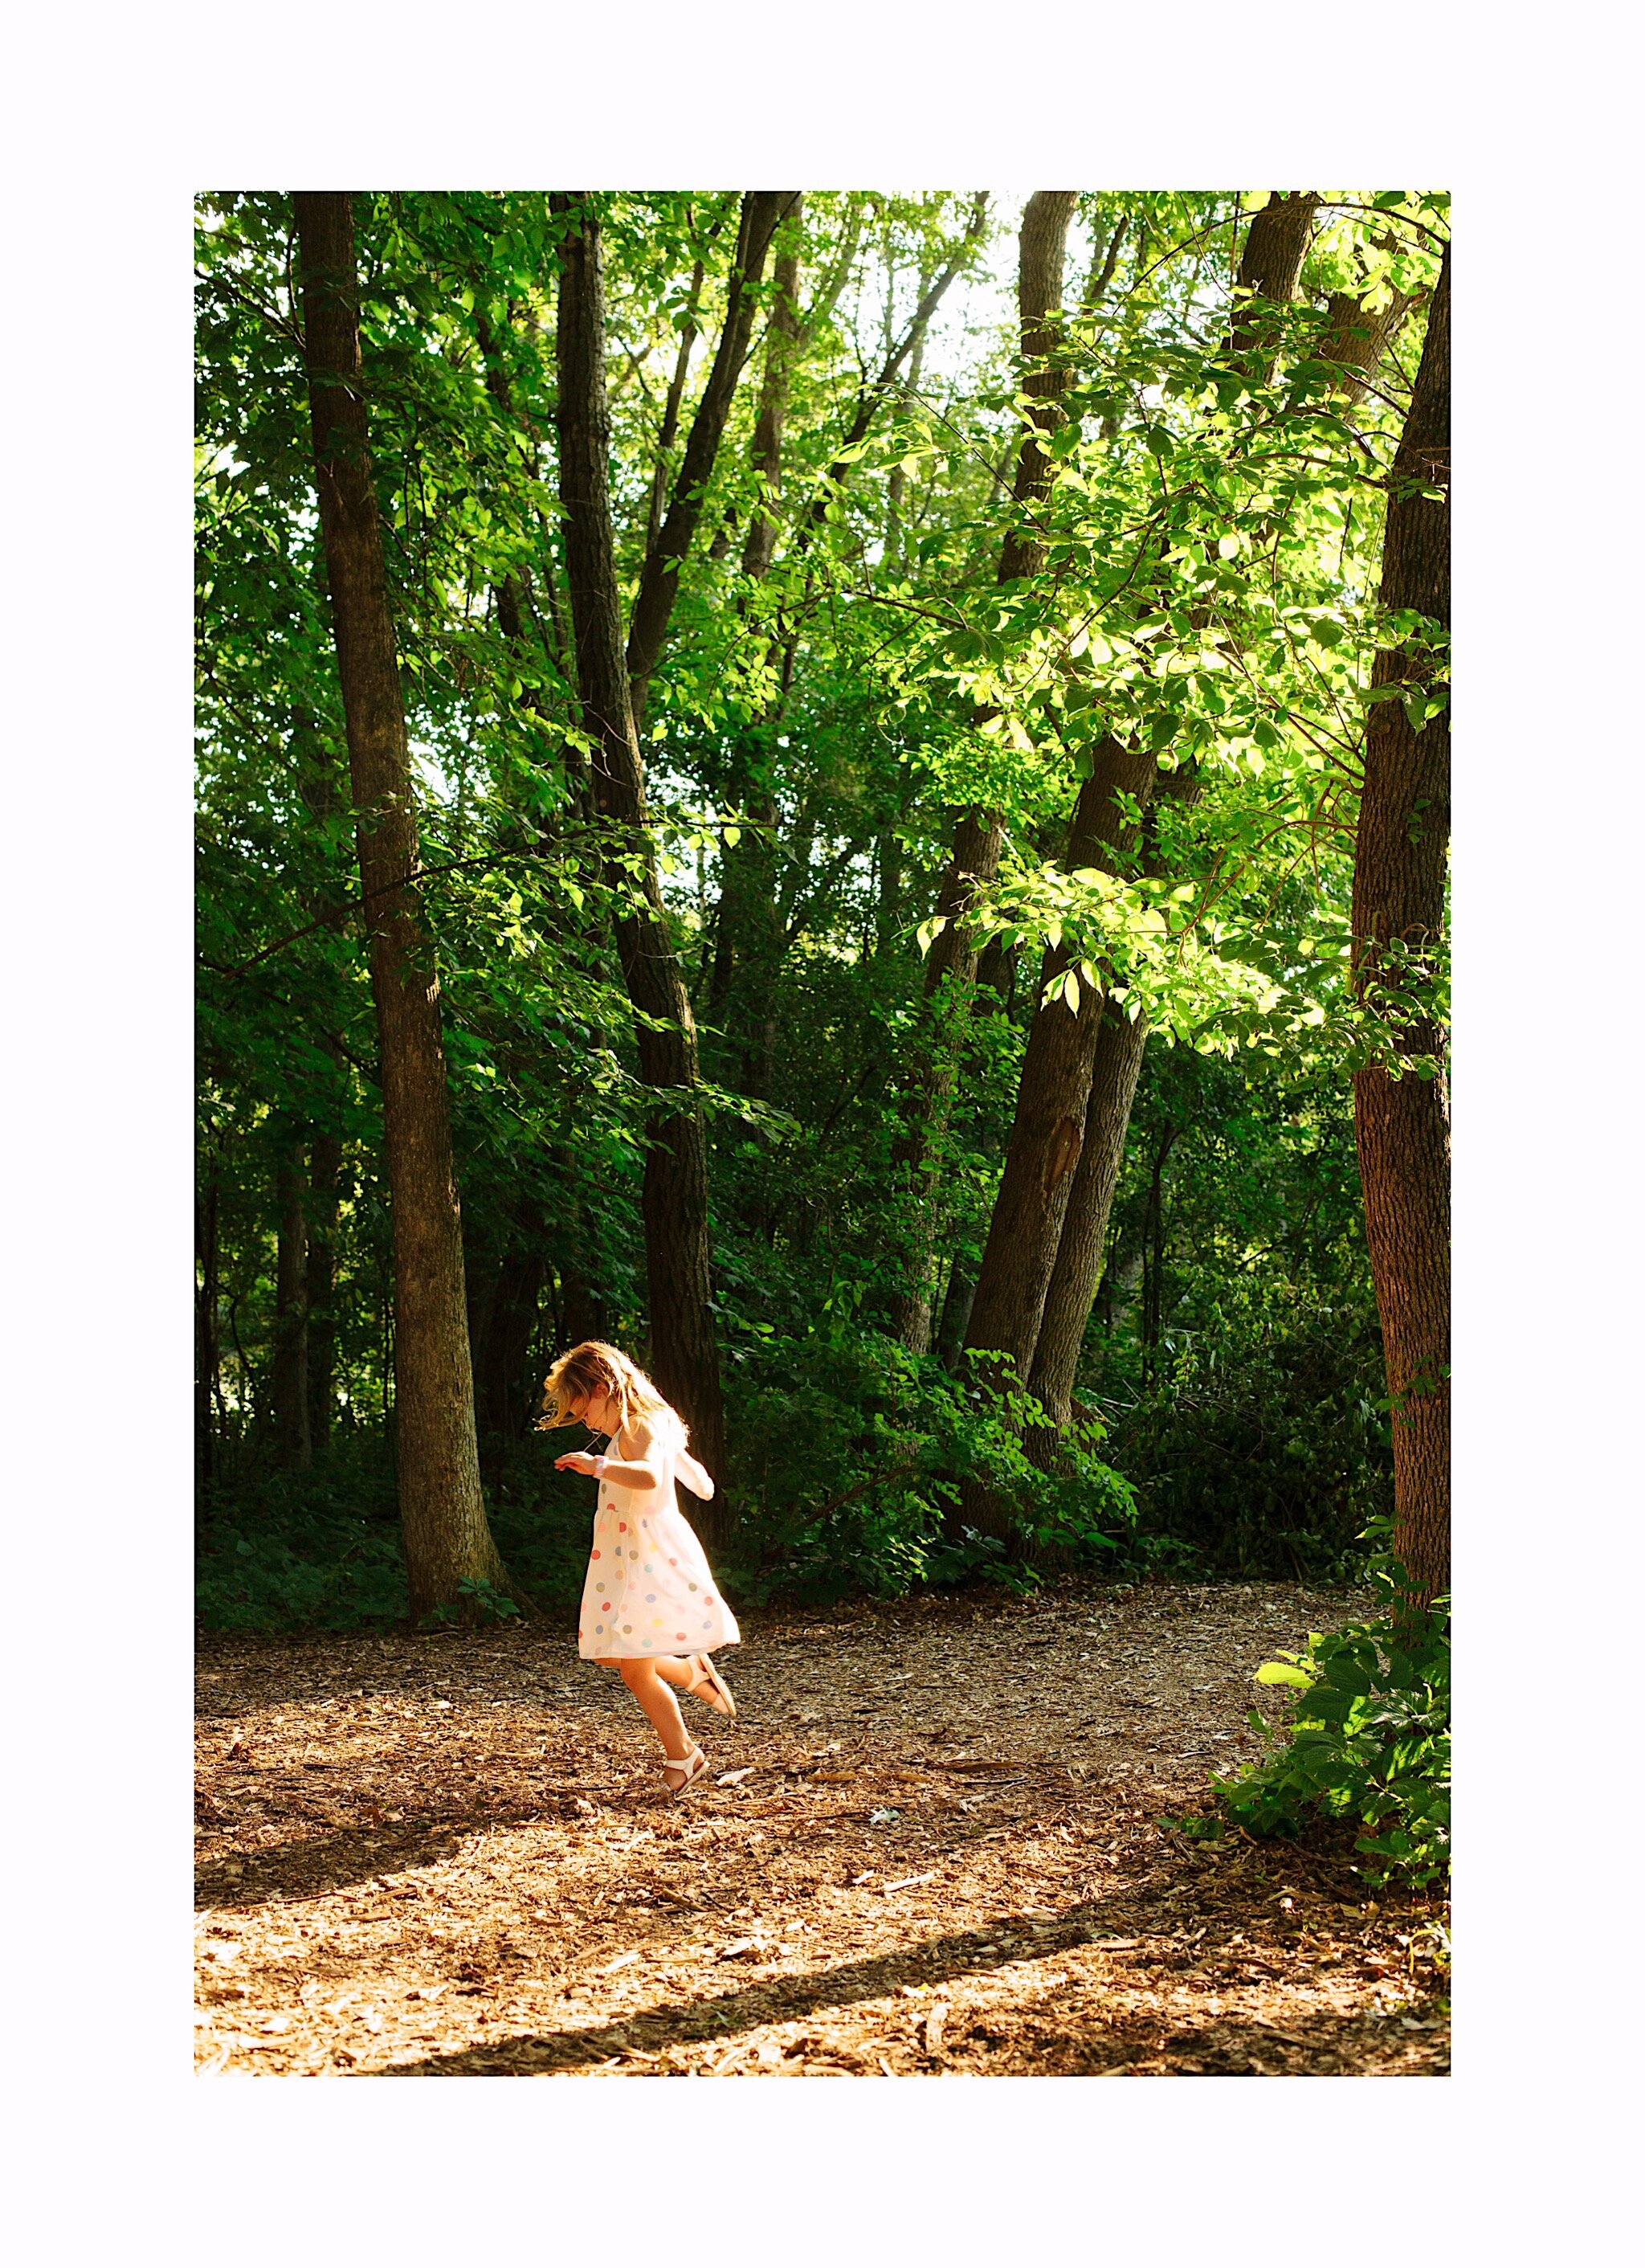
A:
[575,1445,740,1665]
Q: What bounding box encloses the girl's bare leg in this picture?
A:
[618,1659,696,1760]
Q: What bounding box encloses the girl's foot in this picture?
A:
[684,1653,737,1718]
[661,1744,708,1797]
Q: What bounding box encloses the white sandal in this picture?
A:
[684,1653,737,1718]
[661,1744,708,1797]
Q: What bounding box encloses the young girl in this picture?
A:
[540,1341,740,1796]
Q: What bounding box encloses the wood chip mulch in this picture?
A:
[194,1579,1450,2078]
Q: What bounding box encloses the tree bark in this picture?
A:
[1352,243,1451,1604]
[1023,762,1203,1439]
[712,216,806,1096]
[1230,193,1319,378]
[962,736,1160,1381]
[997,189,1081,582]
[293,190,506,1614]
[888,192,1080,1351]
[935,1261,976,1371]
[1318,284,1419,405]
[1025,996,1148,1433]
[741,229,804,582]
[551,193,728,1528]
[273,1141,312,1469]
[470,1207,549,1475]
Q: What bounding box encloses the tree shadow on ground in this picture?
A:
[358,1893,1443,2078]
[194,1799,581,1911]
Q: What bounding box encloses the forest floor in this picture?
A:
[194,1579,1449,2078]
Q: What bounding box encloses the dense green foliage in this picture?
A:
[196,189,1447,1630]
[1210,1550,1451,1889]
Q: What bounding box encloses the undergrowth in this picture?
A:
[1202,1534,1450,1890]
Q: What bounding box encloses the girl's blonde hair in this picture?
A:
[538,1341,687,1450]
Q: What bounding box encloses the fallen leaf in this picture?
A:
[716,1768,755,1786]
[601,1951,643,1973]
[718,1938,760,1960]
[884,1872,938,1893]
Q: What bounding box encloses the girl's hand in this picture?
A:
[554,1450,601,1475]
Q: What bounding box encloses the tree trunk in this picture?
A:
[962,737,1160,1382]
[712,227,806,1096]
[935,1261,976,1371]
[1231,193,1319,378]
[481,1240,546,1442]
[293,190,505,1614]
[997,189,1081,582]
[646,255,707,555]
[305,1132,342,1452]
[889,192,1080,1351]
[1352,243,1451,1604]
[1026,997,1149,1429]
[741,230,804,582]
[470,1211,549,1488]
[551,193,728,1527]
[272,1141,312,1469]
[625,190,798,725]
[1318,283,1419,405]
[1023,762,1203,1440]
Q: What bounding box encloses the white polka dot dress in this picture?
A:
[578,1442,740,1661]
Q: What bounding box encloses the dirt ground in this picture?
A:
[194,1579,1450,2078]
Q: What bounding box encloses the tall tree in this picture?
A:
[709,211,809,1095]
[625,190,798,725]
[551,191,729,1526]
[710,198,975,1095]
[292,190,507,1615]
[1013,191,1371,1457]
[889,190,1082,1352]
[1230,193,1319,376]
[1024,771,1197,1442]
[961,738,1159,1382]
[1352,243,1451,1602]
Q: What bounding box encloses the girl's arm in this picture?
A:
[674,1445,715,1501]
[553,1420,667,1493]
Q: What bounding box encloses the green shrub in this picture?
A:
[195,1427,602,1631]
[1211,1548,1450,1889]
[1094,1306,1394,1579]
[725,1329,1137,1604]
